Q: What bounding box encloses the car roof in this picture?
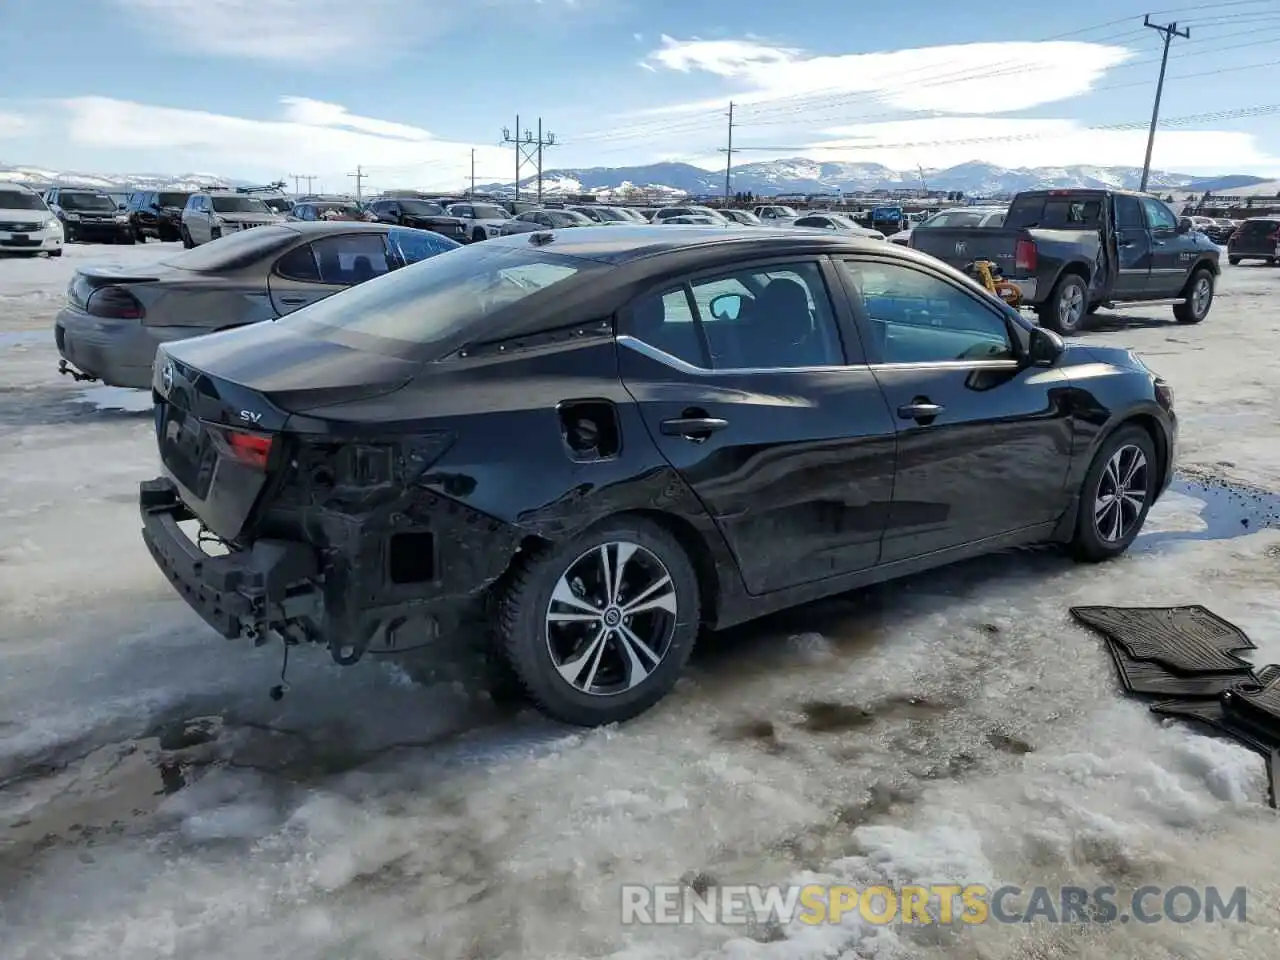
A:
[283,221,390,236]
[476,224,900,265]
[0,180,42,193]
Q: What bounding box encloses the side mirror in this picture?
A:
[1176,218,1192,234]
[709,293,743,321]
[1027,324,1064,366]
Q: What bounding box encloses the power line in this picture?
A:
[1139,15,1191,192]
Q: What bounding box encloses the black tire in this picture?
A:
[497,516,701,726]
[1228,256,1241,266]
[120,233,136,245]
[209,228,222,241]
[1036,273,1090,335]
[64,227,76,243]
[1069,424,1158,563]
[472,228,487,243]
[48,249,63,257]
[134,227,146,243]
[180,226,194,249]
[1174,267,1213,324]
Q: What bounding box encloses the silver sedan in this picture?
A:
[54,221,460,390]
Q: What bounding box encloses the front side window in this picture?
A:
[1141,198,1178,232]
[628,260,844,370]
[1115,195,1144,230]
[387,226,460,264]
[839,260,1013,364]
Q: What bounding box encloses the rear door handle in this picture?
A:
[898,402,944,420]
[660,416,728,439]
[279,296,307,305]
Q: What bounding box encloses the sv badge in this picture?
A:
[239,410,263,424]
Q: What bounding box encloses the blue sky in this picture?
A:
[2,0,1279,190]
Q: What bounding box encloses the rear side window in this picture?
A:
[311,234,391,284]
[1239,220,1278,237]
[275,244,321,282]
[288,244,591,353]
[387,226,460,264]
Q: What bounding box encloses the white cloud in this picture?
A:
[677,117,1280,175]
[0,111,30,138]
[113,0,583,61]
[635,36,1134,116]
[58,97,510,190]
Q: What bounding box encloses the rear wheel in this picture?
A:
[180,226,194,249]
[1174,268,1213,324]
[1037,273,1090,335]
[472,228,486,243]
[1069,425,1158,563]
[497,517,700,726]
[1228,256,1241,266]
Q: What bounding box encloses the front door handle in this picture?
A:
[279,296,307,305]
[898,402,944,421]
[660,416,728,440]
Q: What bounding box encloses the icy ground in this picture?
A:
[1,244,1279,959]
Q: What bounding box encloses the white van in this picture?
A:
[0,181,63,256]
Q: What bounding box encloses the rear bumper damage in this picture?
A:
[140,477,322,642]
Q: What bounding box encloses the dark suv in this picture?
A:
[43,187,133,244]
[1226,217,1279,265]
[126,190,193,242]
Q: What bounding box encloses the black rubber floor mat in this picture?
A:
[1070,605,1255,673]
[1106,640,1255,697]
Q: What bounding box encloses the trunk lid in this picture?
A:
[909,226,1023,271]
[67,264,170,308]
[153,322,420,539]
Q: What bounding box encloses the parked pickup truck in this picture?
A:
[908,189,1221,333]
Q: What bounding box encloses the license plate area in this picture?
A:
[158,402,217,499]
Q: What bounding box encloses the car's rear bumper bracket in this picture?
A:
[139,477,322,641]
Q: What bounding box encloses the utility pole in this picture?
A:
[302,175,316,195]
[721,102,735,205]
[1139,15,1190,193]
[917,164,929,198]
[501,117,555,203]
[289,174,301,196]
[348,165,368,202]
[470,149,476,198]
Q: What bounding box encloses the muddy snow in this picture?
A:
[1,244,1278,959]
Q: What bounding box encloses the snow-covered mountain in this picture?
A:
[0,164,249,191]
[3,159,1270,200]
[476,159,1272,199]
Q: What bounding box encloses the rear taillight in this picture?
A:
[212,427,274,470]
[85,285,144,319]
[1015,238,1037,272]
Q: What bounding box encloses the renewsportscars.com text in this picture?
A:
[620,883,1247,926]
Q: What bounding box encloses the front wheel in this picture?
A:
[1174,267,1213,324]
[180,226,195,249]
[472,228,486,243]
[1228,256,1241,266]
[497,517,701,726]
[1036,273,1089,335]
[1069,425,1158,563]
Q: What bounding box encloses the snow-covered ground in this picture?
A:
[1,244,1278,959]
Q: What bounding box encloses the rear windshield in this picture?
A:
[1239,219,1279,236]
[161,225,298,271]
[1005,195,1103,229]
[0,190,46,210]
[920,210,1004,229]
[288,243,595,354]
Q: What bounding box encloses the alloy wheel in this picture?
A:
[1094,444,1148,542]
[1059,283,1085,329]
[544,541,677,697]
[1191,276,1212,317]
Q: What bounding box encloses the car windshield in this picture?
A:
[548,210,593,226]
[727,210,762,224]
[316,203,360,217]
[401,200,446,216]
[920,210,1002,228]
[59,192,116,211]
[470,204,508,219]
[157,192,190,207]
[0,190,46,210]
[595,207,632,220]
[288,244,594,355]
[211,196,271,214]
[160,225,298,271]
[771,206,799,217]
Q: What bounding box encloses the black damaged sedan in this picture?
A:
[140,225,1177,726]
